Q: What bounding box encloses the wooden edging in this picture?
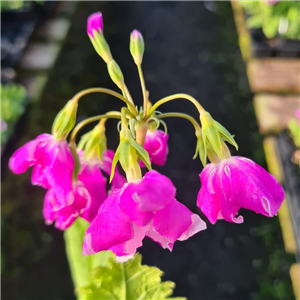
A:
[231,1,299,299]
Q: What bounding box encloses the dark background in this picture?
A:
[1,1,294,299]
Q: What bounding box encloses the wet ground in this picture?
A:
[1,2,294,300]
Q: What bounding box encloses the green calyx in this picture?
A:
[110,125,151,183]
[78,122,107,162]
[52,100,78,140]
[130,30,145,66]
[89,31,112,64]
[107,60,125,90]
[193,131,207,167]
[69,141,81,181]
[200,112,238,161]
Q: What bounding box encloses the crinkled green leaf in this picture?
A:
[78,253,186,300]
[64,218,113,293]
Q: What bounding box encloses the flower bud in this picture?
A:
[107,60,125,90]
[87,12,112,63]
[200,112,238,161]
[52,100,78,140]
[87,12,103,37]
[78,121,107,162]
[130,30,145,65]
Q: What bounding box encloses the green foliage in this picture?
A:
[1,1,44,11]
[251,220,295,300]
[241,1,300,40]
[288,119,300,148]
[78,253,186,300]
[1,83,26,144]
[64,218,113,290]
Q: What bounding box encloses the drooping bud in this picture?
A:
[87,12,112,63]
[52,100,78,140]
[107,60,125,90]
[200,112,238,161]
[130,30,145,65]
[78,121,107,162]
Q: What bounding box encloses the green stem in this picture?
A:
[70,114,121,144]
[71,87,138,116]
[123,85,135,106]
[137,65,148,119]
[156,112,201,134]
[148,93,206,117]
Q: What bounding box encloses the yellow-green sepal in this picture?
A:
[52,100,78,140]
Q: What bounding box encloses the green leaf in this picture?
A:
[64,218,113,295]
[78,253,186,300]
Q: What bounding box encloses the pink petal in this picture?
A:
[83,190,133,255]
[8,134,50,174]
[87,12,103,38]
[142,130,169,166]
[110,224,149,261]
[148,199,206,250]
[224,157,284,217]
[197,164,221,224]
[119,170,175,226]
[78,161,107,222]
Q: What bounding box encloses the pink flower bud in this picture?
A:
[87,12,104,38]
[197,156,285,224]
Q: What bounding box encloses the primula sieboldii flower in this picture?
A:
[197,156,285,224]
[9,134,74,206]
[87,12,103,38]
[77,150,126,222]
[43,182,90,230]
[83,170,206,261]
[142,129,169,167]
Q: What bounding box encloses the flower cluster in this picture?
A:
[9,11,285,261]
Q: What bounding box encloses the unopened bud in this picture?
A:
[52,100,78,140]
[200,111,238,161]
[87,12,112,63]
[87,12,104,37]
[130,30,145,65]
[107,60,125,90]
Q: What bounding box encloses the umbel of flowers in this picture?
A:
[9,11,285,262]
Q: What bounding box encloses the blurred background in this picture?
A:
[1,1,299,300]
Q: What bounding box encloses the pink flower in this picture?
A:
[76,150,126,223]
[43,182,90,230]
[197,156,285,224]
[83,170,206,261]
[264,0,280,5]
[87,12,103,38]
[142,129,169,166]
[9,134,74,206]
